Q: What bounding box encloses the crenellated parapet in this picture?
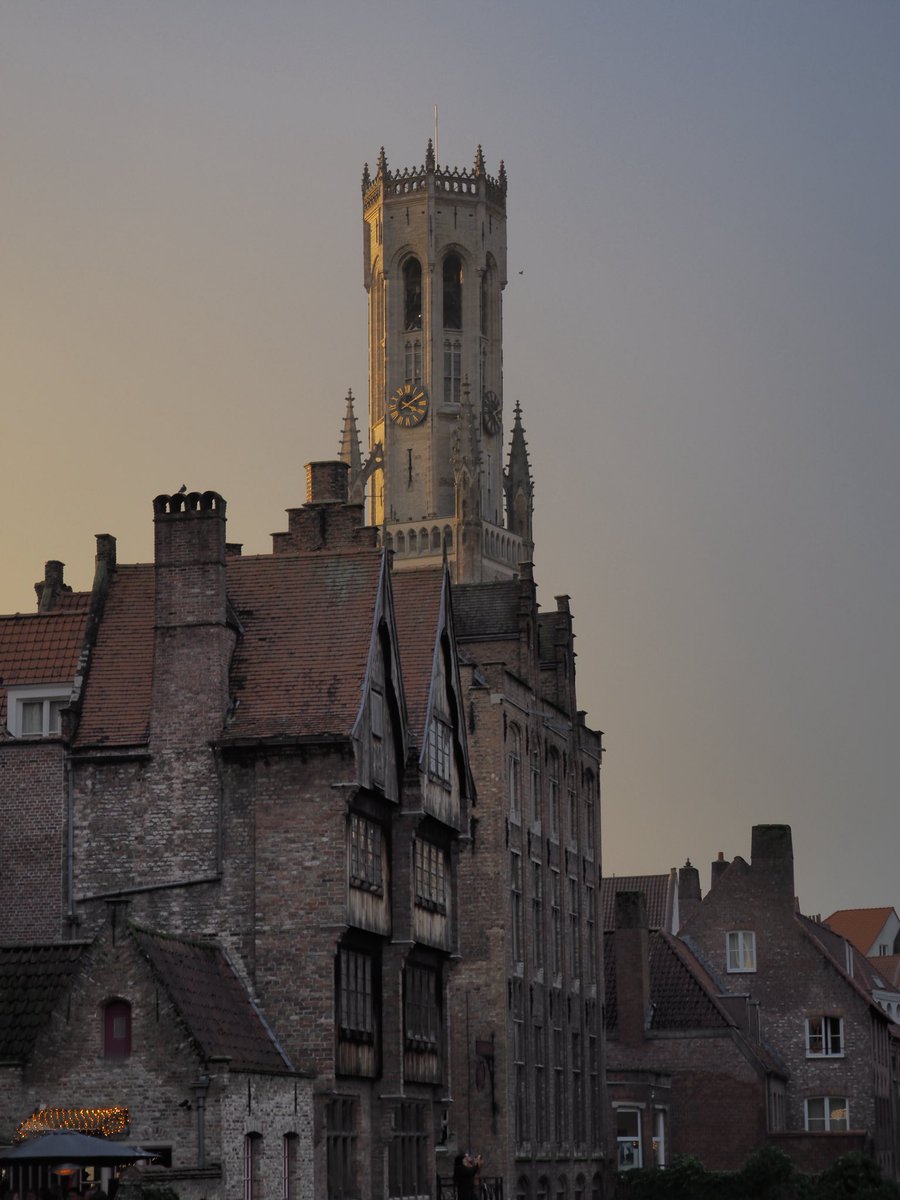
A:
[362,141,507,213]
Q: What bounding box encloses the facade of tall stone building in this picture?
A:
[0,142,607,1200]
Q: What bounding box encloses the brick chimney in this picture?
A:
[750,824,795,901]
[151,491,234,744]
[272,462,375,554]
[710,850,731,888]
[677,859,701,930]
[614,891,651,1047]
[35,560,72,612]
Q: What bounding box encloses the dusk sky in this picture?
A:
[3,2,899,917]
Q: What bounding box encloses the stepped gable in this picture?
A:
[74,564,155,747]
[825,907,896,953]
[392,567,443,745]
[602,874,675,932]
[131,926,291,1073]
[223,550,383,740]
[451,580,520,640]
[0,606,90,733]
[0,943,89,1062]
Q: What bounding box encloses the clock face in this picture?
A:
[482,390,502,436]
[389,383,429,428]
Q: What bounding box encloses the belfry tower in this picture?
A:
[355,142,531,582]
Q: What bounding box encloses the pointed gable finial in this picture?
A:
[474,144,485,177]
[339,388,365,504]
[498,159,507,194]
[505,399,534,552]
[426,138,435,172]
[377,146,388,179]
[362,162,371,192]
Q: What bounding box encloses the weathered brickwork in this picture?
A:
[0,742,66,941]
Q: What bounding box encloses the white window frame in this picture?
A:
[614,1106,642,1170]
[726,930,756,973]
[806,1015,844,1058]
[7,684,70,738]
[804,1097,849,1132]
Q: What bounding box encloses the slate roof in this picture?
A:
[451,581,520,640]
[131,927,290,1072]
[604,930,731,1034]
[224,551,382,740]
[0,607,90,732]
[0,944,88,1063]
[74,565,155,747]
[393,568,444,744]
[602,874,676,932]
[824,907,897,954]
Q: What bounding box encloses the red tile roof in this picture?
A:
[392,568,444,744]
[132,927,290,1072]
[0,607,90,732]
[74,565,155,747]
[601,874,676,932]
[869,955,900,988]
[824,907,896,954]
[224,551,383,740]
[604,930,731,1034]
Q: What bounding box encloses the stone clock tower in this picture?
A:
[355,142,532,582]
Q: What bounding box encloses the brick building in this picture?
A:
[0,469,475,1198]
[1,141,607,1199]
[679,825,900,1177]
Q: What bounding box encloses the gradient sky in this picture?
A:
[3,2,899,917]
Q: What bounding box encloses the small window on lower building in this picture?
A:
[7,685,70,738]
[726,930,756,972]
[805,1097,848,1132]
[616,1108,642,1170]
[806,1015,843,1057]
[243,1131,262,1200]
[103,998,132,1060]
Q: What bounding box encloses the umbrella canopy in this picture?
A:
[0,1131,154,1165]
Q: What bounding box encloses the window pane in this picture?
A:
[21,701,43,735]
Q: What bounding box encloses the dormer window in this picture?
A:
[427,718,452,786]
[7,685,70,738]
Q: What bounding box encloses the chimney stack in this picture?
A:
[750,825,795,901]
[710,850,731,888]
[677,859,701,930]
[614,891,652,1047]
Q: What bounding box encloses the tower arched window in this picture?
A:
[481,268,490,337]
[404,339,422,385]
[443,339,461,405]
[403,257,422,331]
[103,998,132,1060]
[443,253,463,330]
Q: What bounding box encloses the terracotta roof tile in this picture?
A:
[869,955,900,988]
[824,907,897,954]
[74,565,155,747]
[225,551,382,740]
[131,927,289,1072]
[604,931,731,1034]
[0,608,90,733]
[392,569,444,743]
[601,875,676,932]
[452,581,520,639]
[0,944,88,1062]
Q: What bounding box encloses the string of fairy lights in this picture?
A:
[14,1105,130,1143]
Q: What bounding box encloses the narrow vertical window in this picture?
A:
[403,258,422,331]
[103,999,132,1060]
[443,253,462,329]
[550,869,562,976]
[326,1099,356,1200]
[283,1132,298,1200]
[512,979,528,1146]
[370,688,384,786]
[616,1109,641,1170]
[443,339,461,405]
[548,750,560,839]
[244,1132,262,1200]
[532,861,544,969]
[511,852,524,969]
[508,723,522,820]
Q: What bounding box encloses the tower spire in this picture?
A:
[504,400,534,561]
[338,388,365,504]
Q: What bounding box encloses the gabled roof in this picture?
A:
[602,874,676,932]
[0,605,90,732]
[604,930,731,1034]
[824,907,897,954]
[392,567,444,745]
[224,550,383,740]
[131,927,291,1072]
[0,943,89,1062]
[799,915,895,1018]
[74,565,155,747]
[869,955,900,988]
